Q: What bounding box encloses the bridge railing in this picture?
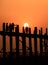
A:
[0,23,48,58]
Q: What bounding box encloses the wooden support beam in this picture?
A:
[44,28,48,56]
[22,27,26,57]
[3,23,6,58]
[15,25,19,57]
[39,28,43,56]
[34,27,37,56]
[29,28,32,56]
[9,25,13,58]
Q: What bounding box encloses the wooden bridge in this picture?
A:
[0,23,48,58]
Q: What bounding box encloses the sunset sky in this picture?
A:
[0,0,48,53]
[0,0,48,30]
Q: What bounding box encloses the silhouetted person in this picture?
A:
[6,23,9,32]
[6,23,14,32]
[24,27,29,34]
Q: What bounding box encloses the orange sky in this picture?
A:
[0,0,48,53]
[0,0,48,30]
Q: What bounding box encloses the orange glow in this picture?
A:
[24,23,29,28]
[0,0,48,53]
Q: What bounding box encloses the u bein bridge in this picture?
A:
[0,23,48,58]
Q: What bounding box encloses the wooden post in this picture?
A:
[9,24,13,58]
[15,25,19,57]
[29,28,32,56]
[22,27,26,57]
[44,28,48,56]
[34,27,37,56]
[3,23,6,58]
[46,28,47,35]
[39,28,43,56]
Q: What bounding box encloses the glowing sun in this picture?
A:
[24,23,29,28]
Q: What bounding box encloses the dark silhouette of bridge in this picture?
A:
[0,23,48,65]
